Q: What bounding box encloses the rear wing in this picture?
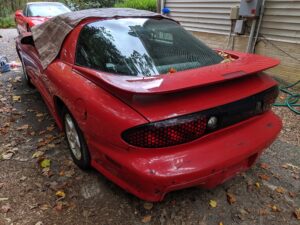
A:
[72,50,279,95]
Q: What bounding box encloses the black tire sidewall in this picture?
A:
[63,109,91,170]
[17,49,33,87]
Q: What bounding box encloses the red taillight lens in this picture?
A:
[122,115,207,148]
[122,86,278,149]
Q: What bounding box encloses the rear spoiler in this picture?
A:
[72,51,279,95]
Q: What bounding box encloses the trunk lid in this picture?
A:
[73,51,279,122]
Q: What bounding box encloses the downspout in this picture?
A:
[161,0,165,14]
[246,19,257,53]
[251,0,266,53]
[157,0,161,13]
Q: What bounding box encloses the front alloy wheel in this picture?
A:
[63,111,90,169]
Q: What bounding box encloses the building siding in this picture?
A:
[165,0,300,44]
[165,0,300,82]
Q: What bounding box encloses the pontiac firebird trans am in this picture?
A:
[16,8,282,201]
[15,2,71,33]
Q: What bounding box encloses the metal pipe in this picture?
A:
[251,0,266,53]
[161,0,165,14]
[246,19,257,53]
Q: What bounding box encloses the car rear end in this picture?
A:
[84,69,281,202]
[66,16,282,201]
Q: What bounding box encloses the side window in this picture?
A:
[75,25,125,74]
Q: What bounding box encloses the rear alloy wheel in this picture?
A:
[63,110,90,170]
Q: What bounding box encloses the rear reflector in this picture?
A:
[122,86,279,148]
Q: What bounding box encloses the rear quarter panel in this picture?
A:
[45,61,148,151]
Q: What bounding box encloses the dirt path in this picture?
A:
[0,29,299,225]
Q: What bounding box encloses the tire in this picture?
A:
[63,109,91,170]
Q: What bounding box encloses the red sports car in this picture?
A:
[16,9,282,202]
[15,2,71,33]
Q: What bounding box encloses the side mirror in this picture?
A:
[21,35,34,46]
[15,10,23,17]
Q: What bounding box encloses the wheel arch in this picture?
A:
[53,95,68,130]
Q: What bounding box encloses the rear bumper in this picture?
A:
[89,111,282,202]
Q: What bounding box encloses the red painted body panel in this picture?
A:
[16,17,282,201]
[90,111,281,201]
[15,9,49,33]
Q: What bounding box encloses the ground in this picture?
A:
[0,29,299,225]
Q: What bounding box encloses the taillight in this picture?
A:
[122,86,279,149]
[122,115,207,148]
[262,87,279,112]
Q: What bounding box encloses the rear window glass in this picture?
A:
[27,3,71,17]
[76,18,223,76]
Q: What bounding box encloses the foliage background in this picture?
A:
[0,0,157,17]
[0,0,157,27]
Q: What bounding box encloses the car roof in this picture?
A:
[31,8,169,69]
[27,2,65,5]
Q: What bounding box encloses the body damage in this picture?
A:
[16,17,282,201]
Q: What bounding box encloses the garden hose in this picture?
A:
[273,80,300,115]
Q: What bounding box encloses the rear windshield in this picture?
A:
[76,18,223,76]
[27,3,71,17]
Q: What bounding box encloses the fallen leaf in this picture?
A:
[54,201,63,211]
[219,223,224,225]
[259,174,270,181]
[142,215,152,223]
[19,176,27,181]
[39,204,50,211]
[294,208,300,220]
[36,113,44,118]
[47,143,55,148]
[1,204,11,213]
[13,77,22,83]
[56,191,66,198]
[275,187,285,194]
[12,95,21,102]
[271,205,280,212]
[16,124,29,130]
[227,193,236,205]
[209,200,217,208]
[32,151,44,159]
[47,126,55,131]
[41,168,52,177]
[40,159,51,168]
[259,208,269,216]
[255,182,260,188]
[0,198,9,202]
[143,202,153,210]
[260,163,270,169]
[64,169,75,178]
[2,152,14,160]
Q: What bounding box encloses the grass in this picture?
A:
[115,0,157,12]
[0,16,15,28]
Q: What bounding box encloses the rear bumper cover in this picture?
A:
[90,111,282,201]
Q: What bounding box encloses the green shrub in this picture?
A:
[65,0,117,10]
[115,0,157,12]
[0,16,16,28]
